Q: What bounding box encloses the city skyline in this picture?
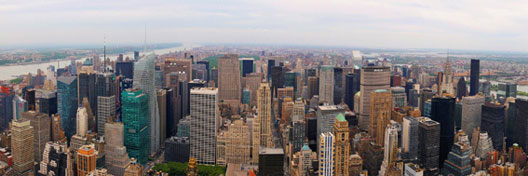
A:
[2,0,528,52]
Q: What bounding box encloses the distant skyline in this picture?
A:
[2,0,528,52]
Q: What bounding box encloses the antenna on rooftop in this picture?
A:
[104,33,106,72]
[144,24,147,54]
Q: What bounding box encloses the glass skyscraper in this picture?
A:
[122,88,150,165]
[57,75,78,140]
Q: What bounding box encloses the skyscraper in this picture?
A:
[418,117,440,175]
[133,54,160,155]
[36,142,68,176]
[57,75,78,140]
[319,132,334,176]
[333,67,343,105]
[470,59,479,96]
[267,59,275,81]
[257,83,274,148]
[316,105,345,152]
[456,77,467,100]
[359,66,390,130]
[22,111,50,163]
[97,95,115,136]
[402,116,419,160]
[440,57,454,94]
[369,89,392,145]
[241,58,254,77]
[419,89,434,115]
[77,69,97,116]
[224,119,251,164]
[271,66,285,97]
[345,73,358,110]
[104,122,130,176]
[431,96,456,168]
[0,86,14,132]
[460,95,485,139]
[391,87,407,108]
[115,61,135,79]
[11,119,35,176]
[379,121,399,176]
[319,65,334,104]
[77,144,98,176]
[481,102,505,150]
[218,54,241,105]
[441,140,471,176]
[333,113,350,176]
[157,89,167,148]
[307,76,319,100]
[190,88,218,165]
[514,98,528,150]
[122,88,150,165]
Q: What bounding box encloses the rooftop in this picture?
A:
[336,113,346,122]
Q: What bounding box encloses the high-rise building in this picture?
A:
[456,77,467,100]
[0,86,14,132]
[498,82,517,99]
[115,61,135,79]
[319,132,334,176]
[505,99,516,148]
[77,144,98,176]
[319,65,334,104]
[36,89,57,116]
[190,88,218,165]
[418,117,440,175]
[419,89,434,115]
[271,66,285,97]
[359,66,390,130]
[11,119,35,176]
[316,105,345,152]
[156,89,168,148]
[379,121,399,176]
[12,96,27,120]
[36,142,68,176]
[22,111,50,162]
[122,88,150,165]
[470,59,480,96]
[431,96,456,168]
[402,116,419,160]
[404,163,424,176]
[481,102,505,150]
[163,58,192,82]
[333,114,350,176]
[333,67,343,105]
[391,87,407,108]
[440,57,454,94]
[514,98,528,151]
[369,89,392,145]
[70,107,89,151]
[164,136,190,163]
[284,72,300,97]
[218,54,241,105]
[241,58,254,77]
[97,95,115,136]
[104,122,130,176]
[441,141,471,176]
[133,54,160,155]
[460,96,485,138]
[257,83,274,148]
[224,119,251,164]
[307,76,319,100]
[258,147,284,176]
[267,59,275,81]
[77,69,97,116]
[57,75,78,141]
[196,60,210,82]
[345,73,359,110]
[243,72,262,107]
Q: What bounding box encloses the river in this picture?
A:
[0,43,198,81]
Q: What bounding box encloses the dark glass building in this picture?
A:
[78,72,97,115]
[514,98,528,151]
[431,96,456,168]
[481,102,505,150]
[164,136,190,163]
[115,61,134,79]
[418,118,440,175]
[196,60,210,81]
[267,59,275,81]
[271,66,285,97]
[38,90,57,117]
[241,58,254,77]
[506,100,516,148]
[456,77,467,100]
[441,142,471,176]
[0,87,14,131]
[345,74,356,110]
[419,89,434,114]
[57,76,78,141]
[258,147,284,176]
[333,67,343,105]
[470,59,479,96]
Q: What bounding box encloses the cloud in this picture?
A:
[1,0,528,51]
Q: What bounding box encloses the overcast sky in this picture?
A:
[1,0,528,51]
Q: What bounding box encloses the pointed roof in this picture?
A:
[336,113,346,122]
[302,144,311,151]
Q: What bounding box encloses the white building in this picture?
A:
[190,88,219,165]
[319,132,334,176]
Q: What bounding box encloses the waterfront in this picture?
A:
[0,44,197,80]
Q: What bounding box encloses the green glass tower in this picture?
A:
[122,88,150,164]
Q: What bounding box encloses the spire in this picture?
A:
[103,34,106,72]
[144,24,147,54]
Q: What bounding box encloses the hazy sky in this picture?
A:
[2,0,528,51]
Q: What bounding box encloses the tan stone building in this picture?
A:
[369,89,392,145]
[11,119,35,176]
[333,114,350,176]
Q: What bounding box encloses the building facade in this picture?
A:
[190,88,218,165]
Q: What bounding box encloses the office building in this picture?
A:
[440,57,454,94]
[257,83,274,148]
[470,59,479,96]
[36,89,57,116]
[333,114,350,176]
[133,54,160,155]
[460,96,485,138]
[514,98,528,150]
[190,88,218,165]
[164,136,190,163]
[36,142,68,176]
[419,89,434,115]
[333,67,343,105]
[57,75,78,140]
[431,96,456,167]
[290,118,306,155]
[104,122,130,176]
[379,121,399,176]
[123,158,143,176]
[505,99,516,148]
[498,82,517,99]
[77,144,98,176]
[456,77,467,100]
[319,65,334,104]
[12,96,27,120]
[0,86,14,132]
[122,88,150,165]
[402,116,419,160]
[115,61,135,79]
[319,132,334,176]
[271,66,285,97]
[441,142,471,176]
[22,111,50,162]
[225,119,251,164]
[359,66,390,130]
[218,54,241,104]
[241,58,254,77]
[157,89,167,148]
[258,147,284,176]
[391,87,407,108]
[284,72,300,97]
[196,60,210,82]
[70,107,89,151]
[267,59,275,81]
[163,57,192,82]
[404,163,424,176]
[369,89,392,145]
[97,95,115,136]
[307,76,319,100]
[77,69,97,116]
[11,119,35,176]
[316,105,345,151]
[345,73,359,110]
[474,132,493,159]
[481,102,505,150]
[418,117,440,175]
